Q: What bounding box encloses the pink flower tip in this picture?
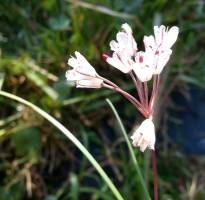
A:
[102,53,109,61]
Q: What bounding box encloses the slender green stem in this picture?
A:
[0,91,124,200]
[106,98,151,200]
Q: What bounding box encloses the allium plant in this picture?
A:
[66,23,179,199]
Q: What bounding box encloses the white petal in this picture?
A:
[133,51,154,82]
[67,51,97,77]
[110,40,119,52]
[116,32,137,56]
[131,118,155,152]
[154,25,166,46]
[75,51,97,75]
[143,35,155,50]
[67,57,78,68]
[121,23,137,52]
[65,70,88,81]
[137,135,145,146]
[149,143,155,150]
[76,78,103,88]
[106,53,132,73]
[130,128,141,140]
[116,32,129,48]
[145,48,155,66]
[140,140,149,152]
[74,51,88,63]
[133,66,153,82]
[142,119,155,139]
[121,23,132,34]
[131,133,142,147]
[154,49,172,74]
[163,26,179,49]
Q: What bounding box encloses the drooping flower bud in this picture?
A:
[131,118,155,152]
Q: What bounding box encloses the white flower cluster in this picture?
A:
[66,23,179,152]
[66,24,179,87]
[106,23,179,82]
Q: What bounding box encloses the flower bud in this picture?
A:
[131,118,155,152]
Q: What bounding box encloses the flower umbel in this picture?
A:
[66,24,179,151]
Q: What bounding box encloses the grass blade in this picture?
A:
[106,98,151,200]
[0,91,124,200]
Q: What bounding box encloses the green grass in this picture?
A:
[0,0,205,199]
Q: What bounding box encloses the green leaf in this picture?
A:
[11,127,41,161]
[48,15,70,31]
[0,183,25,200]
[42,0,56,11]
[179,74,202,87]
[53,78,72,102]
[69,173,79,200]
[25,70,59,100]
[0,73,5,90]
[8,183,25,200]
[44,195,58,200]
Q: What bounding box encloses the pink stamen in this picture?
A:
[139,55,143,63]
[155,50,159,55]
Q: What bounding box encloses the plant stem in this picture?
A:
[148,76,160,200]
[106,99,151,200]
[102,83,148,117]
[151,150,158,200]
[0,90,125,200]
[129,71,144,104]
[144,81,149,111]
[101,77,142,106]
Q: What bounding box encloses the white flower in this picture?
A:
[67,51,97,76]
[130,118,155,152]
[133,49,154,82]
[154,25,179,50]
[66,51,103,88]
[105,23,137,73]
[143,25,179,74]
[106,52,134,73]
[121,23,133,34]
[153,49,172,74]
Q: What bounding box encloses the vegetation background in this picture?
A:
[0,0,205,199]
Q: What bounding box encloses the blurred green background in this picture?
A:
[0,0,205,199]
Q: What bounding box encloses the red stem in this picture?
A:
[151,150,158,200]
[149,75,161,114]
[101,77,142,107]
[103,83,148,117]
[129,72,145,105]
[149,76,160,200]
[144,81,149,110]
[151,75,160,114]
[150,76,160,200]
[100,76,150,117]
[149,75,156,112]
